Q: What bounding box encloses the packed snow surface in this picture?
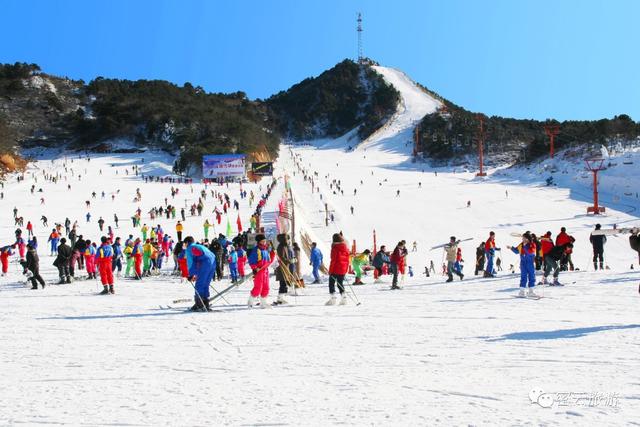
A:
[1,68,640,425]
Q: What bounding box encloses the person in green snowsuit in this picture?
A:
[351,249,371,285]
[171,207,176,219]
[124,242,134,277]
[204,219,211,240]
[143,240,152,275]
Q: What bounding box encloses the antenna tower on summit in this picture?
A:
[357,12,364,63]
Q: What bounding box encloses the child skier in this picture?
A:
[228,245,239,284]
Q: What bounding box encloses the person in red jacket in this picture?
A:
[389,241,407,289]
[326,233,351,305]
[539,231,554,258]
[555,227,575,271]
[1,245,15,275]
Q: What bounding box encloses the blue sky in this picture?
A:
[2,0,638,120]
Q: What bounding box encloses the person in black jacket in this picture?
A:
[209,239,224,281]
[475,242,485,276]
[629,229,640,265]
[274,233,293,305]
[589,224,607,270]
[22,244,45,289]
[73,236,87,270]
[55,238,72,283]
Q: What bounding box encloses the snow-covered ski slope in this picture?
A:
[356,66,441,161]
[1,64,639,424]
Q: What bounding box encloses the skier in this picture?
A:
[629,229,640,266]
[123,241,134,278]
[227,245,239,284]
[131,238,143,280]
[26,221,33,238]
[41,215,48,227]
[203,219,211,240]
[0,245,14,276]
[96,237,115,294]
[474,241,485,276]
[114,214,119,228]
[84,240,97,280]
[351,249,371,285]
[444,237,464,282]
[247,233,275,308]
[48,229,60,256]
[54,238,72,284]
[555,227,575,271]
[22,243,45,290]
[176,221,184,242]
[274,233,294,305]
[508,232,537,298]
[390,241,407,290]
[112,237,123,277]
[236,245,247,278]
[183,236,216,310]
[484,231,499,277]
[372,245,390,283]
[589,224,606,270]
[86,212,91,223]
[310,242,323,284]
[141,224,149,241]
[541,243,573,286]
[326,233,351,305]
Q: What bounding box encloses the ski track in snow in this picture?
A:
[1,67,640,424]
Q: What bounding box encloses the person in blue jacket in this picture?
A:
[227,245,239,283]
[508,232,538,298]
[183,236,216,311]
[309,242,323,284]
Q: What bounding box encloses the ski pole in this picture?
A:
[342,276,361,306]
[187,277,208,311]
[210,283,231,305]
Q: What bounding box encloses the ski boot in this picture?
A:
[109,285,115,294]
[325,295,337,306]
[527,288,539,298]
[517,288,526,298]
[259,297,271,309]
[339,294,348,305]
[99,285,109,295]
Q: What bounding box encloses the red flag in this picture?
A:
[236,214,243,232]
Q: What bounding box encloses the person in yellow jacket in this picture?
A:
[203,219,211,240]
[141,224,149,241]
[351,249,371,285]
[123,242,134,277]
[150,227,157,241]
[143,239,154,275]
[176,221,184,242]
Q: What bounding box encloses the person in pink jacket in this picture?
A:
[247,234,275,308]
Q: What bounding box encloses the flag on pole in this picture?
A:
[226,216,232,237]
[236,214,243,232]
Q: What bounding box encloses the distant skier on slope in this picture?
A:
[444,237,464,283]
[590,224,607,270]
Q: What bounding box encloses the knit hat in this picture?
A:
[255,234,266,242]
[332,233,343,243]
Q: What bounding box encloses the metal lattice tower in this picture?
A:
[357,13,363,63]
